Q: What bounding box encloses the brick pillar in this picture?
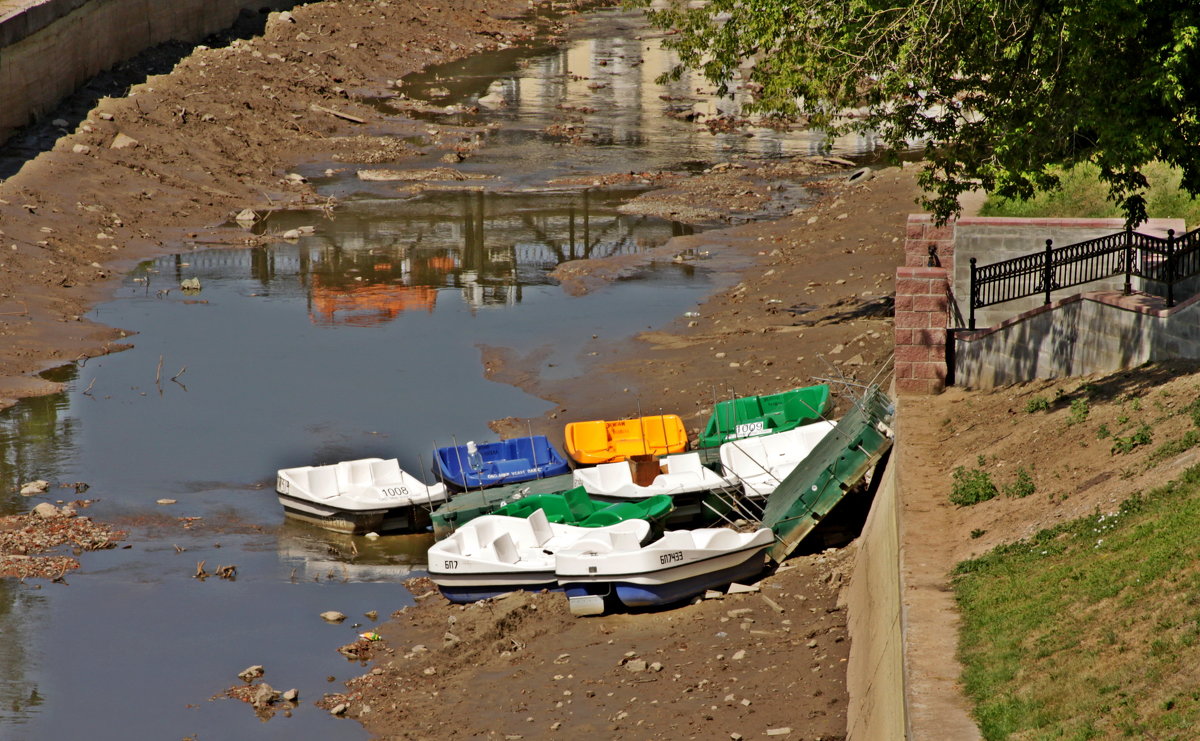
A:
[894,266,950,394]
[904,215,956,274]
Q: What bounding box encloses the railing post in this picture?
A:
[1124,226,1133,295]
[969,257,977,330]
[1043,239,1054,305]
[1167,228,1176,308]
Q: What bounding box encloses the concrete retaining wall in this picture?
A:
[0,0,290,144]
[955,291,1200,388]
[846,448,906,739]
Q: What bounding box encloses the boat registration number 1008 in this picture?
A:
[381,487,410,497]
[659,551,685,565]
[734,421,765,438]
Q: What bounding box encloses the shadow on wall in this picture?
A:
[954,294,1200,388]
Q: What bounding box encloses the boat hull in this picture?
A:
[561,545,768,608]
[277,493,433,535]
[431,571,559,604]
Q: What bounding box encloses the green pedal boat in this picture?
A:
[698,383,831,448]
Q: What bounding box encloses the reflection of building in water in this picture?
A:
[150,189,689,326]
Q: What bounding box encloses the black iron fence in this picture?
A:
[968,227,1200,329]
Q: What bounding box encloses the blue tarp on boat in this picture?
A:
[434,436,571,490]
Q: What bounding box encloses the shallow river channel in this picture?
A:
[0,7,879,740]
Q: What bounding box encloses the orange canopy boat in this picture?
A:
[564,414,688,465]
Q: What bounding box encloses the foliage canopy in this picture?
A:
[639,0,1200,225]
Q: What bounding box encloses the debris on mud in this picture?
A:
[0,506,125,579]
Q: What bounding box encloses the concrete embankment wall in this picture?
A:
[845,446,906,739]
[956,289,1200,388]
[0,0,290,144]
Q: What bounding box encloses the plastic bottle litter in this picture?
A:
[466,441,484,471]
[683,311,700,318]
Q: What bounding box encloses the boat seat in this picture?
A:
[306,466,340,500]
[569,421,610,456]
[700,528,741,550]
[658,530,697,549]
[610,528,643,551]
[594,461,633,491]
[335,459,375,490]
[527,508,554,547]
[457,525,481,556]
[370,459,403,485]
[661,453,702,477]
[581,503,642,527]
[563,487,598,520]
[491,532,520,564]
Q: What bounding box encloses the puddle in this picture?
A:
[0,4,883,740]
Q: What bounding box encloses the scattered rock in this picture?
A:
[97,112,114,121]
[731,650,746,661]
[704,590,725,600]
[331,702,348,715]
[31,503,60,519]
[765,727,792,736]
[320,610,347,623]
[624,658,647,673]
[51,118,68,128]
[110,133,139,150]
[72,144,91,155]
[727,583,760,595]
[281,229,302,240]
[284,172,307,184]
[20,480,49,496]
[238,665,265,683]
[282,688,299,702]
[180,277,201,291]
[235,208,259,224]
[156,499,177,505]
[252,683,280,709]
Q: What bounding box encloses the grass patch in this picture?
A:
[1003,467,1036,499]
[979,161,1200,224]
[1111,424,1152,455]
[951,466,998,506]
[954,464,1200,739]
[1149,429,1200,465]
[1067,399,1090,426]
[1025,395,1051,414]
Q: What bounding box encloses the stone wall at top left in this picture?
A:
[0,0,291,145]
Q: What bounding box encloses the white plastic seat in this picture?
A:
[610,529,643,551]
[307,466,340,500]
[370,459,403,484]
[492,532,520,564]
[700,529,740,550]
[528,508,554,547]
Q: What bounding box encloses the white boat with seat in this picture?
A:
[572,452,735,500]
[719,421,838,498]
[276,457,448,534]
[556,526,774,613]
[428,511,651,603]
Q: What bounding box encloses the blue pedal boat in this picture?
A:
[434,436,571,490]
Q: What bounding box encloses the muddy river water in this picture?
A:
[0,7,879,740]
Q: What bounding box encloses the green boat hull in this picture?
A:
[761,386,894,563]
[699,384,831,448]
[430,473,577,540]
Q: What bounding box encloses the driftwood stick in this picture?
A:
[310,103,366,124]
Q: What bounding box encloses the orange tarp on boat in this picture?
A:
[563,415,688,465]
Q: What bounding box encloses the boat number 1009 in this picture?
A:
[658,551,684,565]
[734,421,765,438]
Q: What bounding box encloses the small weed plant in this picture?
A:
[1066,399,1090,426]
[1003,467,1036,498]
[1111,424,1152,455]
[951,466,999,506]
[1149,429,1200,465]
[1096,423,1111,439]
[1025,395,1051,413]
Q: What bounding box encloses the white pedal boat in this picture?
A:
[556,526,774,612]
[428,511,650,604]
[572,452,736,500]
[719,420,838,498]
[276,457,449,535]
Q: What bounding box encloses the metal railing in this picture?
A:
[968,227,1200,329]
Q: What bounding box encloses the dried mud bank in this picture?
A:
[340,552,854,740]
[0,0,564,409]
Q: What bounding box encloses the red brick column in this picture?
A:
[894,266,950,394]
[904,215,955,274]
